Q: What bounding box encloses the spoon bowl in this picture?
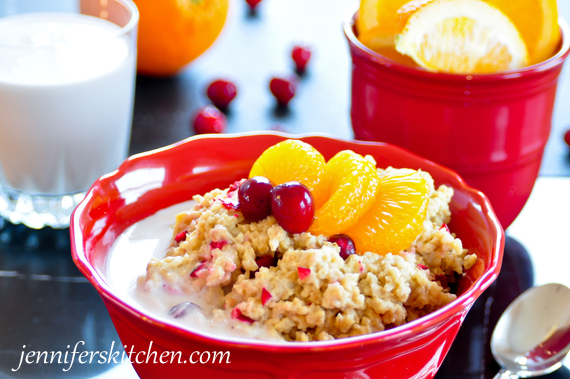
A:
[491,283,570,378]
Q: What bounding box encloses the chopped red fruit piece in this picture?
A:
[174,231,187,243]
[231,308,255,324]
[418,264,428,270]
[207,79,237,109]
[190,262,207,278]
[220,198,239,210]
[210,240,227,250]
[439,223,451,233]
[228,180,242,193]
[297,267,311,280]
[269,77,296,107]
[192,106,227,135]
[255,255,277,269]
[565,129,570,147]
[329,234,356,260]
[261,288,272,305]
[292,45,311,72]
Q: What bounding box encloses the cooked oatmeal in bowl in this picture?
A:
[71,133,504,379]
[135,141,477,342]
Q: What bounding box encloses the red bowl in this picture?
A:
[70,133,504,379]
[345,12,570,230]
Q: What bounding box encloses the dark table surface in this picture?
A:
[1,0,570,378]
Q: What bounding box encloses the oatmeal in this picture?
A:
[137,167,476,342]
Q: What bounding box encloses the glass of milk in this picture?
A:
[0,0,139,229]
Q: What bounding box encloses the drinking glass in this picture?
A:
[0,0,138,229]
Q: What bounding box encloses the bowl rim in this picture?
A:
[71,132,505,351]
[343,5,570,82]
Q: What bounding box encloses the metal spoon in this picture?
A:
[491,283,570,378]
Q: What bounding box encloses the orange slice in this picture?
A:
[356,0,410,38]
[309,151,380,236]
[395,0,529,73]
[358,0,558,69]
[249,140,327,206]
[345,169,429,255]
[357,25,420,67]
[482,0,559,64]
[356,0,415,64]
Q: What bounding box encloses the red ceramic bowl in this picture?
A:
[345,11,570,230]
[71,133,504,379]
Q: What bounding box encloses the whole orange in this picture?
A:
[134,0,229,77]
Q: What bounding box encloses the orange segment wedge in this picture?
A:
[395,0,529,73]
[357,25,420,67]
[356,0,410,38]
[482,0,559,64]
[249,140,328,206]
[345,169,429,255]
[309,151,380,236]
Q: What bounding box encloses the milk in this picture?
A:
[106,201,280,342]
[0,12,135,195]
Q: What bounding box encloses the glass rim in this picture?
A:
[343,6,570,81]
[0,0,139,51]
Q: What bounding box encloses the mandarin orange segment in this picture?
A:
[308,150,380,236]
[345,169,429,255]
[249,140,328,206]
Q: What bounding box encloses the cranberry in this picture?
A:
[292,45,311,72]
[439,223,451,233]
[418,264,428,270]
[210,240,227,250]
[220,198,239,210]
[245,0,262,11]
[297,267,311,280]
[565,129,570,147]
[329,234,356,260]
[231,308,255,324]
[174,231,187,243]
[271,181,314,234]
[228,180,242,193]
[190,262,207,278]
[192,106,227,134]
[207,79,237,109]
[261,287,272,305]
[269,77,296,107]
[238,176,274,221]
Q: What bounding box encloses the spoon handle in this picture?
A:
[493,369,518,379]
